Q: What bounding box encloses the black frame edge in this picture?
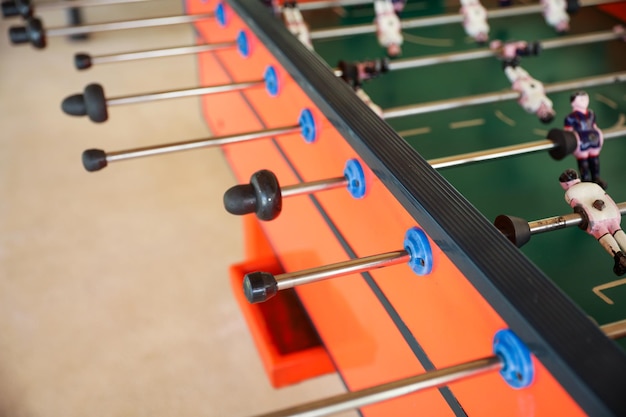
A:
[224,1,626,415]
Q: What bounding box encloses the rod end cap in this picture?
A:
[62,93,87,116]
[243,272,277,303]
[82,149,107,172]
[8,16,44,48]
[84,83,108,123]
[74,53,92,70]
[494,215,531,247]
[2,1,18,17]
[547,129,577,161]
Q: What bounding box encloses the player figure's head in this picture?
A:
[474,32,489,44]
[391,0,406,15]
[387,43,401,57]
[556,20,570,34]
[570,91,589,112]
[559,169,581,190]
[537,102,555,124]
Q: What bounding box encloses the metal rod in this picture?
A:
[387,29,623,72]
[382,71,626,120]
[388,49,495,71]
[105,125,301,163]
[252,356,502,417]
[99,118,626,169]
[281,176,347,198]
[46,13,213,37]
[91,41,236,65]
[248,318,625,417]
[276,250,410,290]
[297,0,372,11]
[428,127,626,170]
[600,319,626,340]
[528,203,626,236]
[309,0,613,40]
[429,140,554,169]
[37,0,149,11]
[106,80,263,106]
[541,28,624,50]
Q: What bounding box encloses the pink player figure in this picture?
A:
[489,39,540,67]
[504,64,555,124]
[282,2,313,51]
[460,0,489,44]
[614,24,626,42]
[355,87,384,117]
[391,0,406,14]
[564,91,606,189]
[559,169,626,276]
[374,0,403,57]
[541,0,570,33]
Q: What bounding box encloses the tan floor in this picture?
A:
[0,2,355,416]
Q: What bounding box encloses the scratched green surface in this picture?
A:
[304,2,626,349]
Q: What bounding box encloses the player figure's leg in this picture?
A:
[588,155,607,189]
[597,233,626,276]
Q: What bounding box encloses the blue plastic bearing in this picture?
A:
[264,66,279,97]
[403,227,433,275]
[493,329,534,389]
[298,108,317,143]
[236,30,250,58]
[343,159,366,199]
[215,2,227,26]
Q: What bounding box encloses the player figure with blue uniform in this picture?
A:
[564,91,606,189]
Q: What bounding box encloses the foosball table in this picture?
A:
[6,0,626,415]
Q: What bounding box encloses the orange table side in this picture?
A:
[190,2,589,416]
[230,256,336,388]
[599,2,626,22]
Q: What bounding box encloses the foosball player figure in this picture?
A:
[504,63,555,124]
[460,0,489,44]
[337,60,385,116]
[282,1,313,50]
[560,169,626,276]
[489,39,541,68]
[355,87,384,117]
[614,24,626,42]
[541,0,570,33]
[564,91,606,189]
[391,0,406,14]
[374,0,403,57]
[337,58,389,88]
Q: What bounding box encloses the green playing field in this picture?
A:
[304,1,626,349]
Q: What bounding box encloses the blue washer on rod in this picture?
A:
[493,329,534,389]
[298,108,317,143]
[404,227,433,275]
[264,66,279,97]
[236,30,251,58]
[343,159,366,199]
[215,2,227,26]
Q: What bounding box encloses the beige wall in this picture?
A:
[0,2,353,416]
